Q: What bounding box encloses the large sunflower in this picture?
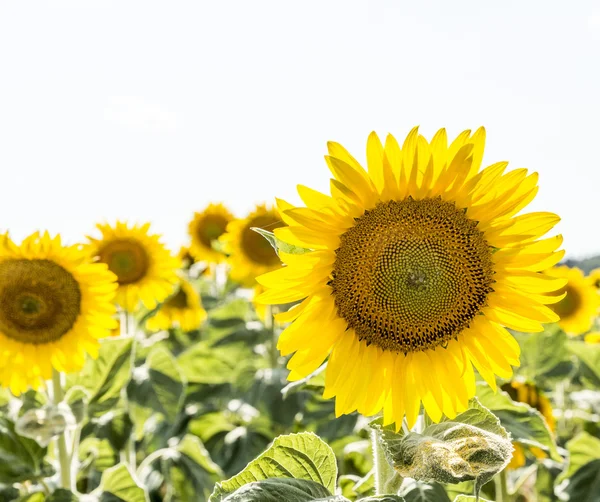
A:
[256,127,564,428]
[88,222,179,312]
[146,277,207,332]
[546,266,600,335]
[502,381,555,469]
[0,232,118,394]
[221,204,285,286]
[188,203,234,264]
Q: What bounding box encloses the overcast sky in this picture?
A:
[1,1,598,258]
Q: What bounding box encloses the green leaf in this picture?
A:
[178,343,249,384]
[556,458,600,502]
[373,399,512,490]
[359,497,405,501]
[72,338,133,416]
[47,489,79,501]
[88,410,134,452]
[128,346,186,423]
[535,461,560,502]
[515,329,570,382]
[79,438,118,473]
[250,227,310,256]
[210,432,338,501]
[476,383,561,462]
[0,484,19,501]
[398,480,451,502]
[0,417,54,484]
[339,472,375,500]
[557,432,600,483]
[99,464,148,502]
[64,386,90,425]
[220,478,334,502]
[453,496,492,502]
[16,494,44,502]
[568,341,600,385]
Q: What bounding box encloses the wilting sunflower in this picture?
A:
[188,203,234,264]
[546,266,600,335]
[502,381,555,468]
[256,127,564,428]
[221,204,285,286]
[589,268,600,290]
[0,232,118,394]
[146,277,207,332]
[88,222,179,312]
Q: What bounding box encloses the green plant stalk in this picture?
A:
[372,429,403,495]
[127,312,138,470]
[494,469,510,502]
[266,305,278,368]
[52,369,72,491]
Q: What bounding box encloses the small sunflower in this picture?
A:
[256,127,564,428]
[502,381,555,468]
[589,268,600,290]
[546,266,600,335]
[146,277,207,332]
[178,246,196,269]
[221,204,285,286]
[88,222,179,312]
[188,203,234,264]
[0,232,118,394]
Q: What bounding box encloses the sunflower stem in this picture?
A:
[52,370,72,491]
[266,305,278,368]
[372,429,402,495]
[494,469,510,502]
[126,312,138,470]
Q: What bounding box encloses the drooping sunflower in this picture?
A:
[256,127,565,428]
[88,222,179,312]
[0,232,118,394]
[221,204,286,286]
[146,277,207,332]
[502,381,555,468]
[546,266,600,335]
[188,203,234,264]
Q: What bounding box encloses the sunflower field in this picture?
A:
[1,128,600,502]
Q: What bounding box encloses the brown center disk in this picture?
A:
[241,214,285,266]
[98,239,150,285]
[330,197,495,353]
[197,214,230,249]
[165,287,189,309]
[0,259,82,344]
[550,285,581,319]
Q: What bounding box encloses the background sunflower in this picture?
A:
[0,232,117,394]
[188,203,234,264]
[88,221,179,312]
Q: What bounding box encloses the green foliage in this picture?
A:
[398,481,450,502]
[99,464,148,502]
[568,341,600,386]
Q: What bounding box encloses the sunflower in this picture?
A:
[178,246,195,269]
[221,204,285,287]
[188,203,234,264]
[256,127,564,428]
[0,232,118,394]
[585,332,600,344]
[146,277,207,332]
[502,381,555,468]
[88,222,179,312]
[589,268,600,290]
[546,266,600,335]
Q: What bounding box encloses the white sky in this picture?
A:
[1,0,599,258]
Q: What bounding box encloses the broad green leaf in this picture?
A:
[79,438,118,473]
[210,298,252,322]
[453,496,491,502]
[568,341,600,386]
[515,329,570,381]
[220,478,333,502]
[0,417,54,484]
[535,461,560,502]
[64,386,90,425]
[178,343,249,384]
[250,227,310,256]
[557,432,600,483]
[209,432,338,501]
[476,383,561,461]
[398,480,451,502]
[99,464,148,502]
[17,494,44,502]
[373,399,512,491]
[339,472,375,500]
[47,489,78,501]
[87,410,134,452]
[72,338,132,416]
[556,458,600,502]
[128,346,186,423]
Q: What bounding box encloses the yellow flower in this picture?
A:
[0,232,118,394]
[188,204,234,264]
[146,277,207,332]
[502,381,555,469]
[589,268,600,290]
[178,246,196,269]
[256,127,564,428]
[221,204,285,287]
[585,332,600,344]
[88,222,179,312]
[547,266,600,335]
